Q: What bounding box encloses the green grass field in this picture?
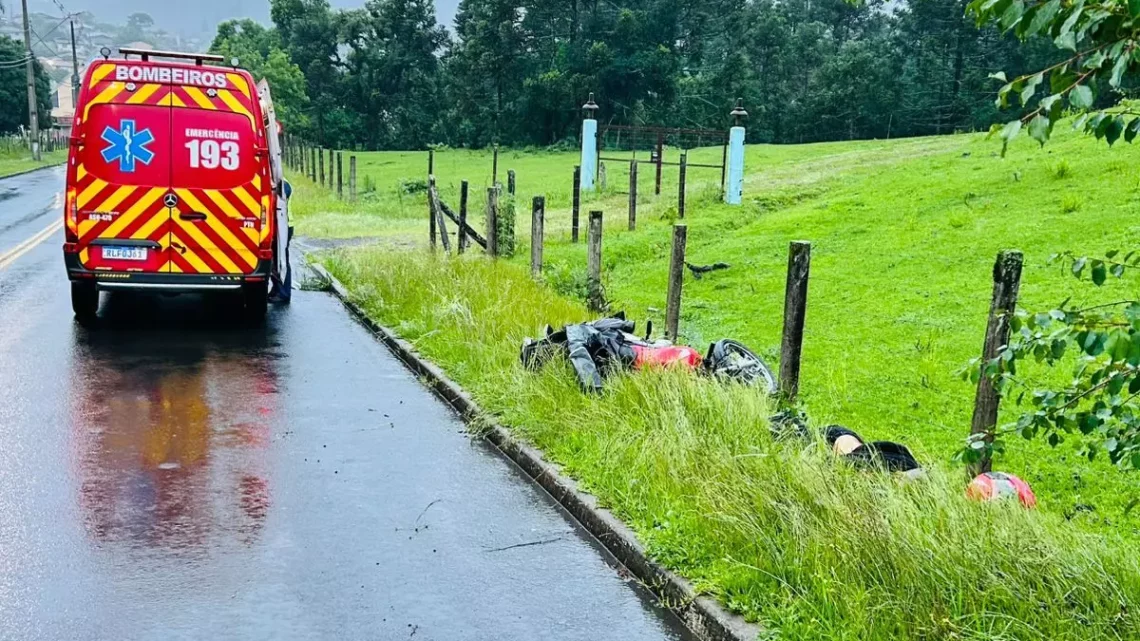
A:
[0,145,65,179]
[292,128,1140,639]
[292,128,1140,528]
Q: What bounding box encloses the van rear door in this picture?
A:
[75,63,172,273]
[167,74,265,276]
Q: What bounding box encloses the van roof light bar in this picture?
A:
[118,48,226,66]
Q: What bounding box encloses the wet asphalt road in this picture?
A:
[0,167,696,641]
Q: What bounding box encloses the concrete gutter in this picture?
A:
[0,162,65,182]
[310,263,761,641]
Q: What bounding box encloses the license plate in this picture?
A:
[102,246,147,261]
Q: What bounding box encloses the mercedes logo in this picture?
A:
[163,193,179,208]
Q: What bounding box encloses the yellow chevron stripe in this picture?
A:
[167,260,181,274]
[126,83,162,105]
[203,189,243,219]
[173,234,214,274]
[76,164,87,181]
[174,190,245,271]
[78,217,99,238]
[158,92,187,108]
[217,90,253,124]
[173,215,241,273]
[231,186,260,215]
[93,185,135,216]
[89,63,115,88]
[251,173,261,191]
[225,73,251,98]
[204,214,257,269]
[183,86,216,110]
[103,187,165,238]
[77,178,108,208]
[130,207,167,241]
[84,82,124,118]
[204,190,260,247]
[80,248,89,264]
[187,190,256,269]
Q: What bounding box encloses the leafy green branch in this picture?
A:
[968,0,1140,151]
[964,249,1140,469]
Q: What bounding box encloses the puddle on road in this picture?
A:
[68,292,282,550]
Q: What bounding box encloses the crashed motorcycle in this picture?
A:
[520,312,777,394]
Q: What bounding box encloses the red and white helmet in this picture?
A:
[967,472,1037,508]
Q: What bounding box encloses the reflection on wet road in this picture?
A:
[0,170,696,640]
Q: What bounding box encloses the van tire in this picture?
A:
[71,282,98,323]
[243,282,268,324]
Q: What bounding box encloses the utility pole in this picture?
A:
[20,0,41,161]
[70,20,80,102]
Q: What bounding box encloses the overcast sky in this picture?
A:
[26,0,462,39]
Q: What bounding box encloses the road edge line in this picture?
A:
[310,263,761,641]
[0,162,66,182]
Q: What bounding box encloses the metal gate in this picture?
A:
[596,124,728,195]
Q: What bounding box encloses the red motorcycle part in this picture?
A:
[631,345,703,370]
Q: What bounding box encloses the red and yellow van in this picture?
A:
[63,49,280,321]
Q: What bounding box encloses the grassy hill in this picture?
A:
[294,127,1140,530]
[292,127,1140,639]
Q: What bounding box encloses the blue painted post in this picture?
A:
[725,99,748,206]
[580,93,599,192]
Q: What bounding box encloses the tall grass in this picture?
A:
[0,144,65,178]
[324,247,1140,641]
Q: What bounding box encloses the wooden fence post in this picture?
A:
[665,224,687,341]
[318,149,324,185]
[655,131,664,195]
[969,250,1024,476]
[508,169,516,196]
[349,156,357,201]
[458,181,469,255]
[493,146,500,186]
[487,187,499,257]
[429,176,438,251]
[678,152,688,219]
[336,152,343,199]
[572,165,581,243]
[628,161,638,231]
[428,149,434,177]
[531,196,545,277]
[779,241,812,402]
[587,211,605,312]
[431,182,451,253]
[329,151,335,191]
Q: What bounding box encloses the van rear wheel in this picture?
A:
[71,282,98,322]
[242,282,267,324]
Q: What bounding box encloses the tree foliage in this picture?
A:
[0,35,51,136]
[969,0,1140,150]
[210,20,312,134]
[219,0,1061,149]
[965,0,1140,471]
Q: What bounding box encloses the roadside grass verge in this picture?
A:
[322,248,1140,641]
[289,125,1140,534]
[0,148,66,178]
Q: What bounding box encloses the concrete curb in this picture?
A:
[310,263,760,641]
[0,162,65,182]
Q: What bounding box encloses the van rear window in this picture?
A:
[171,109,257,190]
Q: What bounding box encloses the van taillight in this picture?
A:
[65,188,78,242]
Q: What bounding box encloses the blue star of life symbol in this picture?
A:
[101,120,155,173]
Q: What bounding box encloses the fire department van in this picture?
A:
[63,48,289,322]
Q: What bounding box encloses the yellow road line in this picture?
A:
[0,220,62,271]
